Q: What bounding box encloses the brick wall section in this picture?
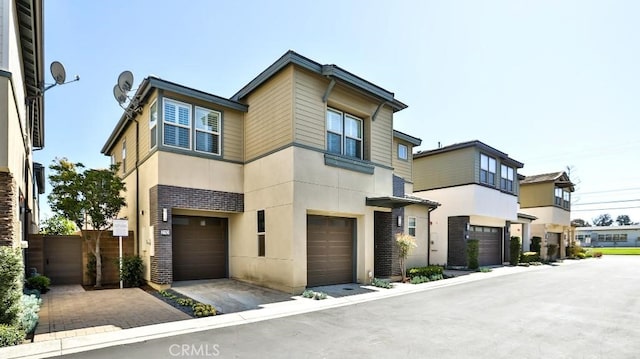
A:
[448,216,469,267]
[0,172,17,247]
[374,211,392,277]
[392,175,404,197]
[149,184,243,285]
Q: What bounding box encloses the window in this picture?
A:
[500,164,514,192]
[555,187,563,206]
[149,100,157,149]
[194,107,221,154]
[398,143,408,160]
[408,217,416,236]
[563,191,570,209]
[121,139,126,173]
[163,99,191,149]
[110,154,115,166]
[480,154,496,186]
[327,108,363,159]
[257,210,265,257]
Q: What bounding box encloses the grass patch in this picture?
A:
[587,247,640,255]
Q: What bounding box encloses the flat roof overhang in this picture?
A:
[366,196,440,209]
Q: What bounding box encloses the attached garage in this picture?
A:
[470,225,502,266]
[307,215,355,287]
[172,216,228,281]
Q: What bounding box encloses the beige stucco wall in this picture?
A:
[414,184,518,265]
[520,206,570,227]
[520,182,553,208]
[403,204,431,269]
[157,151,243,193]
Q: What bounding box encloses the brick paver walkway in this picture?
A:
[34,285,191,342]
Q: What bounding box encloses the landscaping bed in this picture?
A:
[143,286,221,318]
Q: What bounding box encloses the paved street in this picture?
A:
[63,256,640,359]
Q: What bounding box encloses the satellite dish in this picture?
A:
[50,61,66,85]
[117,71,134,92]
[113,84,127,105]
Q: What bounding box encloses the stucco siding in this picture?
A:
[157,151,243,194]
[413,147,476,191]
[244,65,293,161]
[293,68,326,149]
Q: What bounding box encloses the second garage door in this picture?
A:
[172,216,228,281]
[307,215,355,287]
[470,225,502,266]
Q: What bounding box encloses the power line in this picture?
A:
[577,187,640,195]
[572,205,640,212]
[573,199,640,206]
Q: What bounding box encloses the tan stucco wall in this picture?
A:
[413,147,476,192]
[403,204,430,269]
[520,182,554,208]
[157,151,243,193]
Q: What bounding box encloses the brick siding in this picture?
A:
[148,184,243,285]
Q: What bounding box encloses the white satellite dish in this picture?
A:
[117,71,134,93]
[113,84,127,105]
[50,61,66,85]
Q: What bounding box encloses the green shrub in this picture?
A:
[531,236,542,253]
[25,275,50,293]
[191,303,216,317]
[0,324,24,347]
[0,247,23,326]
[19,294,41,334]
[546,244,558,260]
[302,290,315,298]
[467,239,479,270]
[568,245,584,258]
[118,255,144,287]
[479,267,492,273]
[509,236,521,265]
[371,278,393,289]
[520,252,540,263]
[176,298,194,307]
[410,276,430,284]
[576,252,586,259]
[407,265,444,279]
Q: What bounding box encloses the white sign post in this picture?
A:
[112,219,129,289]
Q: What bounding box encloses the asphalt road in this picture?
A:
[64,256,640,359]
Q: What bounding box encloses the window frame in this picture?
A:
[562,190,570,209]
[398,143,408,161]
[257,210,265,257]
[193,106,222,155]
[162,98,192,150]
[500,164,514,192]
[326,108,363,160]
[554,187,563,206]
[121,139,126,173]
[408,216,416,237]
[480,153,496,186]
[149,100,158,150]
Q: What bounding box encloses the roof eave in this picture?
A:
[393,130,421,146]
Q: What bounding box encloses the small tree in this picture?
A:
[396,233,417,281]
[39,214,77,235]
[48,158,126,288]
[592,214,613,227]
[615,215,633,226]
[466,239,479,270]
[571,218,590,227]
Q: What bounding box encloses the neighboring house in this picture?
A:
[101,51,437,293]
[412,140,524,267]
[519,171,575,259]
[0,0,45,249]
[574,226,640,248]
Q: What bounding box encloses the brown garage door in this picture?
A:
[470,225,502,266]
[172,216,227,281]
[307,215,355,287]
[44,236,82,284]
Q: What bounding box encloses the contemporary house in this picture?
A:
[519,171,575,259]
[575,225,640,248]
[101,51,438,293]
[412,140,524,267]
[0,0,45,249]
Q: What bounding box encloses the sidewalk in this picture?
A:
[1,260,583,359]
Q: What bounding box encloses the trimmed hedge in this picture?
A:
[407,265,444,279]
[25,275,50,293]
[0,324,24,347]
[509,236,521,265]
[531,236,542,253]
[0,247,23,326]
[467,239,479,270]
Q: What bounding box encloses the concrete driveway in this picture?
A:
[171,279,295,314]
[34,285,190,342]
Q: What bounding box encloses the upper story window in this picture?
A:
[562,190,570,209]
[163,99,191,149]
[149,100,158,150]
[194,107,221,155]
[398,143,408,160]
[554,187,563,206]
[480,154,496,186]
[327,108,363,160]
[500,164,514,192]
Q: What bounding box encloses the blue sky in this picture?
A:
[36,0,640,224]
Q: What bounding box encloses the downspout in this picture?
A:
[135,119,140,255]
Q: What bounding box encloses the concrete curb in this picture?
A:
[0,260,586,358]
